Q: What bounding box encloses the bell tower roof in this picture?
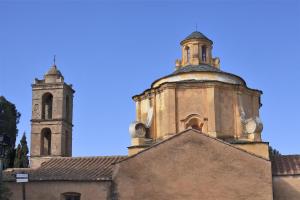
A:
[45,64,63,77]
[43,64,64,83]
[180,31,213,45]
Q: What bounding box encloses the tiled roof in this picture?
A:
[173,64,222,75]
[180,31,213,44]
[271,155,300,176]
[45,64,63,77]
[3,156,126,182]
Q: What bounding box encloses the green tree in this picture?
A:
[0,96,21,169]
[14,144,21,168]
[14,133,29,168]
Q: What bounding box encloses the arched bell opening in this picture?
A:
[41,128,52,156]
[42,93,53,120]
[185,46,191,63]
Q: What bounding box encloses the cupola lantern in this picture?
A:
[176,31,220,69]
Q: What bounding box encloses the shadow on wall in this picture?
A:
[273,176,300,200]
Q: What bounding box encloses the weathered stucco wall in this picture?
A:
[6,181,110,200]
[273,176,300,200]
[134,82,261,142]
[113,130,273,200]
[232,142,269,159]
[176,87,210,132]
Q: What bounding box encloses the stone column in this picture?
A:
[199,44,203,63]
[208,46,212,64]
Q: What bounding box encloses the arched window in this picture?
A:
[41,128,51,156]
[42,93,53,120]
[185,46,190,63]
[62,192,81,200]
[66,95,70,121]
[202,46,207,62]
[185,118,203,132]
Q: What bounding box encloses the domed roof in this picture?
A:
[173,64,221,75]
[150,64,247,88]
[180,31,213,45]
[45,65,63,77]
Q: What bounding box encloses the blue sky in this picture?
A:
[1,0,299,156]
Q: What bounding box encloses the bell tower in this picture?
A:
[30,64,75,168]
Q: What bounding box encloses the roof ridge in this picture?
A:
[114,129,270,164]
[48,155,127,160]
[271,154,300,176]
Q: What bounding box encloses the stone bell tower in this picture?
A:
[30,64,75,168]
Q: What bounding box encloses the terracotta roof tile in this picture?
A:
[272,155,300,176]
[3,156,126,182]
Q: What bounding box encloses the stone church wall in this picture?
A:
[273,176,300,200]
[113,130,273,200]
[6,181,110,200]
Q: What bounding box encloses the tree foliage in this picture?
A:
[269,145,281,159]
[0,96,21,169]
[14,132,29,168]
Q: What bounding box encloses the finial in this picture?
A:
[196,24,198,31]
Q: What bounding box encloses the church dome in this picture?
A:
[151,64,246,88]
[180,31,213,45]
[151,31,246,87]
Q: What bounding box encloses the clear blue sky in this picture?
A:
[1,0,299,156]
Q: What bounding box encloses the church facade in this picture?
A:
[3,31,300,200]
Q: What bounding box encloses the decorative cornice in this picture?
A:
[133,80,262,101]
[32,82,75,93]
[31,118,73,126]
